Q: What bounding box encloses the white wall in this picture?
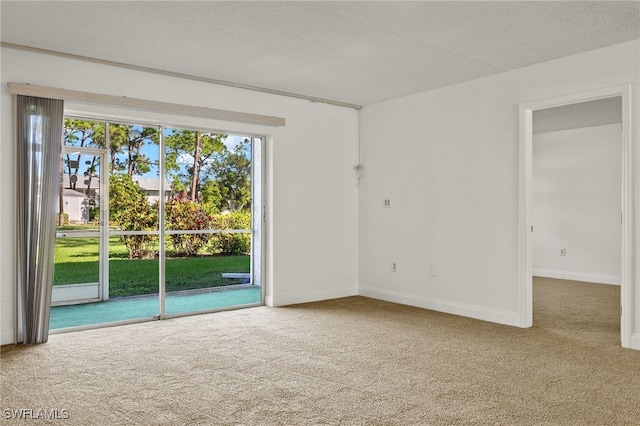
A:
[358,40,639,333]
[0,47,359,345]
[532,124,622,285]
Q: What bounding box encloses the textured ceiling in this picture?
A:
[1,1,639,107]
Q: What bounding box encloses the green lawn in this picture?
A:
[54,230,250,298]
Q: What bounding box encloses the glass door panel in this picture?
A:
[51,139,108,329]
[106,122,161,321]
[51,120,162,329]
[163,129,259,315]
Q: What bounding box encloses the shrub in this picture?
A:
[209,211,251,255]
[89,208,100,223]
[165,192,213,257]
[57,212,70,225]
[109,174,158,259]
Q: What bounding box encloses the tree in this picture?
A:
[165,129,226,201]
[211,138,252,211]
[109,124,158,177]
[200,179,223,215]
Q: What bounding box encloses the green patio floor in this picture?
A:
[50,285,261,330]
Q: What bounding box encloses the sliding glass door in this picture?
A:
[163,129,260,315]
[51,117,263,330]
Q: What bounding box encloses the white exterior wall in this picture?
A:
[0,46,359,345]
[61,193,88,223]
[532,124,622,285]
[358,41,639,337]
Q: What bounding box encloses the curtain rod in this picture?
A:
[8,82,286,128]
[2,42,362,111]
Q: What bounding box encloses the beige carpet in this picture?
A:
[2,278,640,425]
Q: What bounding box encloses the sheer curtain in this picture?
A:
[15,95,64,344]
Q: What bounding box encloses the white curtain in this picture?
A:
[15,95,64,344]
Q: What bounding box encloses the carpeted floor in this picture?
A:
[2,278,640,425]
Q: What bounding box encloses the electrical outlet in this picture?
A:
[384,198,392,208]
[391,261,398,272]
[559,248,566,256]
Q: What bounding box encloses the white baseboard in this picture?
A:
[270,286,357,307]
[630,334,640,351]
[533,269,621,285]
[358,286,521,327]
[1,330,15,346]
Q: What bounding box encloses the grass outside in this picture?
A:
[55,226,250,298]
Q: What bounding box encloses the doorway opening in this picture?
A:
[518,84,633,348]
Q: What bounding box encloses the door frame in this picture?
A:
[52,110,267,330]
[518,83,634,348]
[251,136,265,296]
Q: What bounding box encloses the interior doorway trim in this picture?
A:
[518,83,634,349]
